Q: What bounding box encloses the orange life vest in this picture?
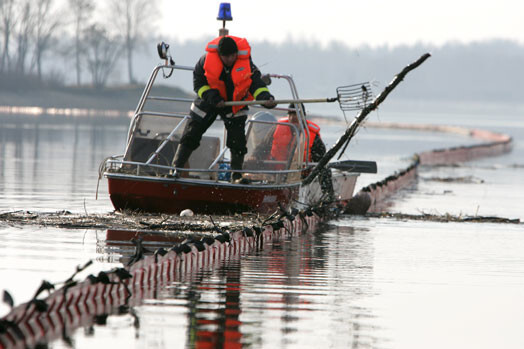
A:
[271,118,320,163]
[204,36,253,115]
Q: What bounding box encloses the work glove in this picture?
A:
[256,92,277,109]
[202,88,225,108]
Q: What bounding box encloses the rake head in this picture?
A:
[336,82,374,112]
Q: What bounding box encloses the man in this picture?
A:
[173,36,276,183]
[271,104,335,201]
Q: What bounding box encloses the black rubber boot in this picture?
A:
[172,145,193,177]
[230,152,247,184]
[173,145,192,167]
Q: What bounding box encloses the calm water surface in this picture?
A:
[1,105,523,348]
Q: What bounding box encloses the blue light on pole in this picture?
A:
[217,3,232,21]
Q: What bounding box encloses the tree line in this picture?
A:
[0,0,157,89]
[2,0,524,105]
[149,38,524,104]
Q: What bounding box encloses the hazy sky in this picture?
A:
[160,0,524,47]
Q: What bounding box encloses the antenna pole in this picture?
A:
[219,22,228,36]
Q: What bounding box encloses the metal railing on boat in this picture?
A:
[104,159,304,186]
[115,63,311,186]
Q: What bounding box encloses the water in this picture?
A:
[0,121,123,213]
[1,103,523,348]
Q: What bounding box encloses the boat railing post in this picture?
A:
[123,66,162,156]
[269,74,309,168]
[245,119,254,142]
[135,65,163,115]
[209,147,228,170]
[285,76,310,167]
[145,115,189,165]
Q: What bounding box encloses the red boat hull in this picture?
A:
[107,175,299,214]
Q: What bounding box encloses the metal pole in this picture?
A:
[302,53,432,186]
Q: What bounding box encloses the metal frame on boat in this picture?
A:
[101,55,377,214]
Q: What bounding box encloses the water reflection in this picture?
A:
[182,263,244,348]
[71,121,80,192]
[32,121,40,181]
[2,212,523,348]
[0,224,378,348]
[95,225,377,348]
[0,116,128,213]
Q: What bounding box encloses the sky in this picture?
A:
[160,0,524,47]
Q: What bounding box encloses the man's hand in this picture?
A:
[263,96,277,109]
[202,89,225,108]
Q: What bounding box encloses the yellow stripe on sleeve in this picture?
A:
[253,87,269,100]
[198,85,211,98]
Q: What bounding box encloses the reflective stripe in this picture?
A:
[190,103,206,117]
[208,44,218,49]
[224,110,247,119]
[197,85,211,98]
[309,123,320,132]
[253,87,269,100]
[238,50,248,55]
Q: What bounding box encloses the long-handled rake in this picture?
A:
[223,81,374,115]
[302,53,432,186]
[226,82,374,162]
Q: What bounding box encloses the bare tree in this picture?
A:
[13,1,33,74]
[84,24,120,89]
[0,0,16,72]
[107,0,158,84]
[32,0,61,80]
[69,0,94,86]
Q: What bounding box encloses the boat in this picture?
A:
[100,67,376,214]
[100,5,377,215]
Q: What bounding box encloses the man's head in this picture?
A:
[218,36,238,68]
[288,103,306,124]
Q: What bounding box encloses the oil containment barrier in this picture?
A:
[0,211,320,348]
[344,122,513,214]
[0,123,514,348]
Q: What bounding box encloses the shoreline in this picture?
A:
[0,83,191,115]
